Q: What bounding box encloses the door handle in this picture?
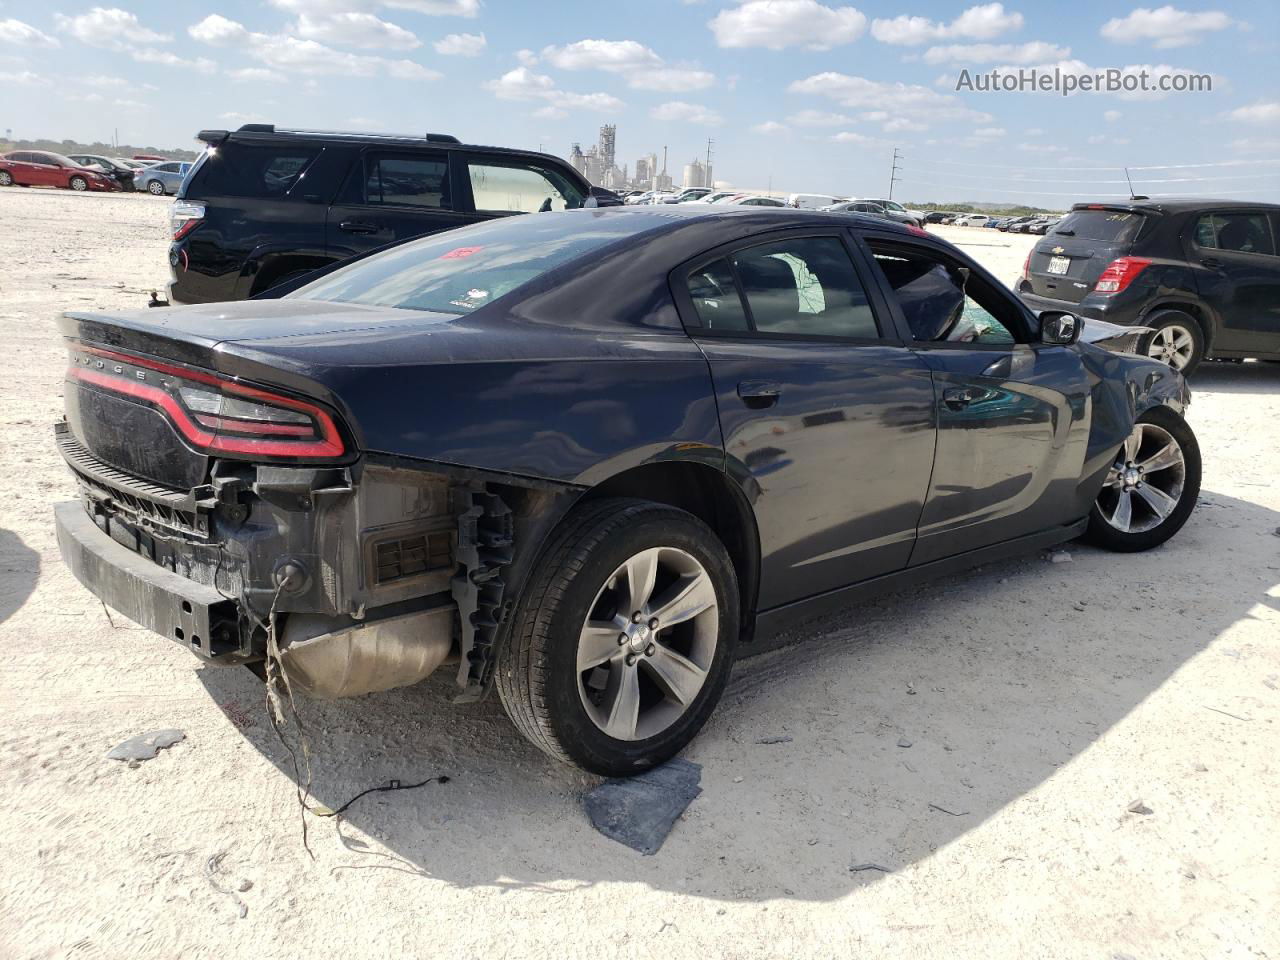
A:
[737,380,782,409]
[1200,257,1223,270]
[943,387,974,410]
[339,221,379,235]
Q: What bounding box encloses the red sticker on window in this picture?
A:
[438,246,483,260]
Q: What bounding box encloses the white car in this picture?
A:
[689,191,739,204]
[726,195,788,207]
[953,213,991,227]
[787,193,842,210]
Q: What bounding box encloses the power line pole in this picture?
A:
[889,147,903,201]
[705,137,714,187]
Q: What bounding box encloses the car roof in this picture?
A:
[197,123,569,166]
[1072,197,1280,215]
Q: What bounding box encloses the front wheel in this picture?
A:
[1082,406,1201,552]
[69,175,88,191]
[497,498,738,776]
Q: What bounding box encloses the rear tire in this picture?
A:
[1139,310,1204,376]
[147,179,165,196]
[496,497,739,776]
[0,171,12,187]
[1082,406,1200,552]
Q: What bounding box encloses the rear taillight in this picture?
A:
[1021,249,1032,280]
[67,345,346,460]
[169,199,205,241]
[1094,256,1151,294]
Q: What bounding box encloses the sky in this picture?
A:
[1,0,1278,204]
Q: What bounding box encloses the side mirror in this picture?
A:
[1040,311,1082,345]
[587,186,624,207]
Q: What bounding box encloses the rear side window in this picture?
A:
[1054,209,1145,242]
[468,162,583,213]
[687,259,749,331]
[191,143,321,199]
[1195,213,1276,256]
[361,152,451,209]
[721,237,879,339]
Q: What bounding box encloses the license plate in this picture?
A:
[1047,255,1070,275]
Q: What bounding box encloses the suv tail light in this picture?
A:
[1094,256,1151,294]
[170,199,205,241]
[68,345,346,459]
[1021,249,1032,280]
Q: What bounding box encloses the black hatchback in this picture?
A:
[1016,198,1280,374]
[165,124,609,306]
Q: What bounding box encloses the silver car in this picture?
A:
[135,161,192,196]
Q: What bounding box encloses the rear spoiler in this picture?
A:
[196,129,229,147]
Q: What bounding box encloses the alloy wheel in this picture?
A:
[1146,324,1196,370]
[148,181,164,195]
[70,177,87,191]
[0,172,12,186]
[575,546,719,742]
[1096,421,1186,534]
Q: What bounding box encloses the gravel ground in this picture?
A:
[0,189,1276,960]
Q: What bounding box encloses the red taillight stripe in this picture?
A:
[76,344,345,456]
[68,365,344,458]
[194,413,315,437]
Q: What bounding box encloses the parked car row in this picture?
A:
[0,150,193,195]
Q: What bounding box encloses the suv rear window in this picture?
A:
[190,143,320,199]
[1054,209,1145,243]
[290,212,639,315]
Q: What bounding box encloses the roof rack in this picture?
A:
[238,124,460,144]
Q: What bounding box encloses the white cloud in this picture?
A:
[515,48,538,66]
[1230,136,1280,155]
[1017,143,1067,153]
[973,126,1006,137]
[884,118,928,132]
[295,12,421,50]
[790,71,991,123]
[55,7,170,49]
[541,39,715,91]
[831,131,876,143]
[1229,101,1280,124]
[872,2,1023,45]
[751,120,788,134]
[190,15,439,80]
[923,41,1070,64]
[1086,134,1130,144]
[269,0,479,15]
[0,18,60,48]
[1024,126,1044,135]
[485,67,622,112]
[228,67,287,83]
[221,111,269,125]
[709,0,867,50]
[133,48,217,72]
[651,100,724,125]
[0,69,46,84]
[533,105,568,119]
[434,32,485,55]
[789,108,854,126]
[1104,109,1122,122]
[1100,6,1234,48]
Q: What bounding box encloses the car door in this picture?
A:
[1187,210,1280,354]
[858,233,1092,565]
[6,152,34,184]
[325,149,479,257]
[673,230,938,609]
[26,153,59,186]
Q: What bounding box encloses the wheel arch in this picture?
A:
[1139,299,1218,353]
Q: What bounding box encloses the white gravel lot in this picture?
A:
[0,190,1276,960]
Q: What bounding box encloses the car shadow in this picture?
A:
[195,488,1279,904]
[1191,360,1280,395]
[0,527,39,627]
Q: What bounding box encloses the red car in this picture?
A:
[0,151,121,192]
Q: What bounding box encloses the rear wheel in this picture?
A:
[1140,311,1204,375]
[1082,406,1200,552]
[497,498,738,776]
[69,175,88,192]
[147,179,165,196]
[0,171,12,187]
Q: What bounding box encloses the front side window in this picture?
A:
[468,162,583,213]
[1194,213,1275,256]
[725,236,879,338]
[868,242,1022,345]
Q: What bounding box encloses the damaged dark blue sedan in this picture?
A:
[53,207,1200,775]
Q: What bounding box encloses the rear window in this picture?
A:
[190,143,320,199]
[290,212,641,315]
[1054,209,1146,242]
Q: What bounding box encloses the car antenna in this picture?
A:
[1124,167,1138,199]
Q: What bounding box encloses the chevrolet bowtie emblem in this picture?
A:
[1052,246,1065,254]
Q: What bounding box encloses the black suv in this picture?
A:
[1017,198,1280,374]
[166,124,607,305]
